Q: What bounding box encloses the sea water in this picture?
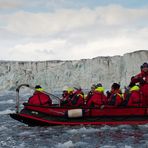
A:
[0,91,148,148]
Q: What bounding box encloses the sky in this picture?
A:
[0,0,148,61]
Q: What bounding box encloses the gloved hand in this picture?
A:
[140,78,145,85]
[106,91,111,98]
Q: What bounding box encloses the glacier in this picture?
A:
[0,50,147,92]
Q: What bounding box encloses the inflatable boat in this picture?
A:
[10,84,148,126]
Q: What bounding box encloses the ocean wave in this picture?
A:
[0,125,8,132]
[66,125,131,134]
[0,109,15,115]
[67,127,101,134]
[56,140,87,148]
[0,99,14,104]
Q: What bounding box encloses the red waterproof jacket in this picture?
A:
[131,71,148,84]
[70,90,84,107]
[60,94,72,106]
[141,84,148,106]
[126,91,141,106]
[86,91,107,107]
[28,91,52,106]
[131,71,148,105]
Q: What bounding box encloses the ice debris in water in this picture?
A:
[0,109,15,115]
[0,125,7,131]
[56,140,73,148]
[67,127,101,134]
[0,99,14,104]
[56,140,87,148]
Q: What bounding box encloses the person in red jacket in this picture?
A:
[122,85,141,107]
[127,85,141,106]
[69,84,84,107]
[130,62,148,106]
[28,85,52,106]
[108,83,122,106]
[60,87,74,106]
[86,84,107,107]
[85,84,96,104]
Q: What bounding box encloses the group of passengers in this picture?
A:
[60,82,122,107]
[28,62,148,107]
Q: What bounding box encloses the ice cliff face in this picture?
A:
[0,50,147,92]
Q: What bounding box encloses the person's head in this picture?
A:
[35,85,44,92]
[91,84,96,92]
[141,62,148,72]
[106,90,111,98]
[67,88,74,95]
[111,83,120,93]
[128,82,135,88]
[62,91,68,97]
[62,86,69,97]
[96,83,102,87]
[130,76,135,81]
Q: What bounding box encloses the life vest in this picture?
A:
[70,90,84,107]
[108,93,122,106]
[121,86,140,106]
[120,93,131,106]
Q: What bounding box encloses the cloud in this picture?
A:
[0,4,148,60]
[2,5,148,36]
[0,0,24,9]
[7,39,68,61]
[6,29,148,61]
[3,8,97,37]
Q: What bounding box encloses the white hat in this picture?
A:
[62,86,69,91]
